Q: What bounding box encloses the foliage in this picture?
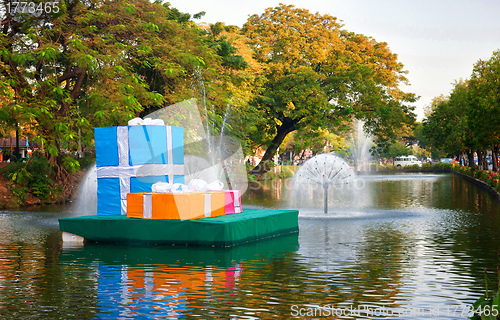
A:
[424,50,500,170]
[7,151,54,201]
[432,162,454,171]
[379,162,454,172]
[421,162,432,169]
[454,164,474,176]
[422,83,471,157]
[485,171,500,189]
[469,269,500,320]
[282,128,347,156]
[468,51,500,151]
[259,165,296,180]
[184,22,261,156]
[1,162,24,181]
[243,4,416,170]
[10,186,28,204]
[378,140,412,159]
[77,151,96,170]
[62,154,80,174]
[0,0,226,181]
[454,164,500,193]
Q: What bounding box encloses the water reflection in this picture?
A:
[59,235,299,319]
[1,174,500,318]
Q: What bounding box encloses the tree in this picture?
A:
[424,50,500,170]
[0,0,222,180]
[467,51,500,171]
[243,4,416,174]
[379,141,412,162]
[198,22,264,155]
[423,80,475,166]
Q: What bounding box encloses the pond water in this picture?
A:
[1,173,500,319]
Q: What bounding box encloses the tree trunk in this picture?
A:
[467,150,474,168]
[483,150,489,171]
[250,118,296,176]
[477,149,488,171]
[15,123,19,160]
[492,144,499,172]
[477,149,483,170]
[299,149,305,160]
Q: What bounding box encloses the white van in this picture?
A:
[394,155,422,167]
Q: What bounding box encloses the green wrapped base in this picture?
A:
[59,209,299,247]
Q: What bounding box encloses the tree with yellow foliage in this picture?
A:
[243,4,416,174]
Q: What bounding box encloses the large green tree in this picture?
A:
[423,82,473,162]
[467,51,500,171]
[243,4,416,173]
[0,0,223,179]
[424,50,500,170]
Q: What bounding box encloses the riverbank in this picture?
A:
[0,163,13,208]
[378,162,500,202]
[2,160,500,209]
[0,161,87,209]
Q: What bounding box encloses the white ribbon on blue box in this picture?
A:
[95,125,184,215]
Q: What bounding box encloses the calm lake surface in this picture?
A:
[1,172,500,319]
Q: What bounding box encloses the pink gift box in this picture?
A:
[223,190,242,214]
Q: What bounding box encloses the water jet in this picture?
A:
[292,153,355,214]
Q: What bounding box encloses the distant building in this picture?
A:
[0,138,33,161]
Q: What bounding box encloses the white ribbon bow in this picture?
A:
[188,179,224,192]
[128,117,165,126]
[151,179,224,193]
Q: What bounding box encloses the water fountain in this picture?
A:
[146,99,248,193]
[292,153,355,215]
[72,164,98,214]
[71,98,248,216]
[348,120,374,172]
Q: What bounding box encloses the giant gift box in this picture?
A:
[223,190,242,214]
[95,125,184,215]
[127,191,226,220]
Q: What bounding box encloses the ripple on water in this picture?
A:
[0,174,499,319]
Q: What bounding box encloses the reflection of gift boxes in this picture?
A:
[127,192,225,220]
[223,190,242,214]
[95,125,184,215]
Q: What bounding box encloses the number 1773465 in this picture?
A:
[6,1,60,15]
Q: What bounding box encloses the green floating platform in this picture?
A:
[59,209,299,247]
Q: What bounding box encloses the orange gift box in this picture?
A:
[127,192,225,220]
[127,193,148,219]
[204,192,225,218]
[152,192,205,220]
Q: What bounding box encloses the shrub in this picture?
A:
[486,172,500,188]
[7,151,54,201]
[10,186,28,204]
[62,155,80,174]
[31,182,52,201]
[1,162,24,180]
[407,164,420,170]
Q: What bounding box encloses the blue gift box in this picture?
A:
[95,125,184,215]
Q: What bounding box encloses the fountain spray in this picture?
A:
[293,154,354,214]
